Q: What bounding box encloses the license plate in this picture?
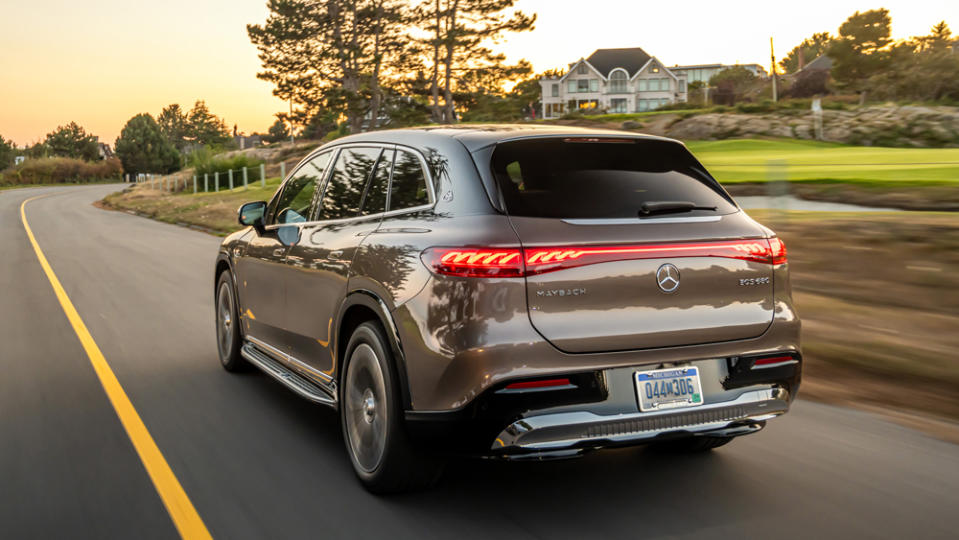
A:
[634,366,704,412]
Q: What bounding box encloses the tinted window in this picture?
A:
[318,147,380,221]
[360,149,392,216]
[272,152,331,224]
[490,139,736,219]
[389,150,430,211]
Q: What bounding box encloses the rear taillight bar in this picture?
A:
[422,238,787,278]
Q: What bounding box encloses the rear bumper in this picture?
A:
[405,354,800,457]
[491,387,788,458]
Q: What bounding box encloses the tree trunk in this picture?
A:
[368,2,384,130]
[429,0,442,123]
[442,0,459,123]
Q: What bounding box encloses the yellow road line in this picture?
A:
[20,194,213,540]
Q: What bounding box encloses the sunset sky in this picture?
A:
[1,0,956,146]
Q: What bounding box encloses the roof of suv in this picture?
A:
[326,124,679,153]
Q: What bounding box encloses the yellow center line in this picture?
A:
[20,193,213,540]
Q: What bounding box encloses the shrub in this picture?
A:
[0,157,122,185]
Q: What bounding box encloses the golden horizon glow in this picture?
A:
[1,0,956,146]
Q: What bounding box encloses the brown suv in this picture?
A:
[214,126,801,493]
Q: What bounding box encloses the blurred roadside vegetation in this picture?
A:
[749,210,959,425]
[1,122,123,186]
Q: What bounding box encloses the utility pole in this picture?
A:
[770,37,778,102]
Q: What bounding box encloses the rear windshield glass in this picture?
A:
[490,138,736,219]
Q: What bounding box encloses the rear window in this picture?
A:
[490,138,736,219]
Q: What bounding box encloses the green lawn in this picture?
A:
[687,139,959,185]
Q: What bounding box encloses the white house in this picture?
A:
[539,47,688,119]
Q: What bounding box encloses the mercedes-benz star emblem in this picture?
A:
[656,264,680,293]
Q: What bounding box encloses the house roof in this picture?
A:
[801,55,833,72]
[586,47,652,77]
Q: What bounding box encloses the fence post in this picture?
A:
[228,169,234,190]
[204,173,209,192]
[243,167,249,190]
[260,164,266,188]
[193,176,197,194]
[215,172,220,192]
[280,161,286,181]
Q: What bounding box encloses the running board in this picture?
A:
[240,343,337,408]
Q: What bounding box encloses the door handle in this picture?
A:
[273,248,286,257]
[328,250,344,260]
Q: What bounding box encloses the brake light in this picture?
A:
[422,239,785,278]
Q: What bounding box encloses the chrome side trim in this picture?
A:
[246,336,337,393]
[240,342,337,408]
[562,216,723,226]
[492,388,788,452]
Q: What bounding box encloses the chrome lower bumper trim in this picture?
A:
[492,388,789,453]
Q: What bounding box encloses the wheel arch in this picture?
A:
[214,253,244,335]
[335,290,412,410]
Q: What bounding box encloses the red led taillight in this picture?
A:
[769,237,787,265]
[421,248,524,278]
[422,239,786,278]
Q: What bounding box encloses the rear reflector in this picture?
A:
[423,238,787,278]
[752,356,797,369]
[504,378,572,390]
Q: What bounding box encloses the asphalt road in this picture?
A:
[1,184,957,540]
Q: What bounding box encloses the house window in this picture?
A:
[577,64,587,75]
[678,80,686,93]
[589,79,599,92]
[551,84,559,97]
[610,98,627,113]
[577,79,589,93]
[546,103,564,117]
[609,71,628,93]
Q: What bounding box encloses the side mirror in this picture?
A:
[238,201,267,234]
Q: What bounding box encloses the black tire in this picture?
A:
[340,321,444,494]
[652,435,733,453]
[215,271,246,372]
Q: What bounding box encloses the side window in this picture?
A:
[271,152,331,225]
[318,147,380,221]
[389,150,430,211]
[359,149,393,216]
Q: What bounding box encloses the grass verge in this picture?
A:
[99,179,283,234]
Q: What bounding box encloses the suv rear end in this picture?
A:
[397,132,801,458]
